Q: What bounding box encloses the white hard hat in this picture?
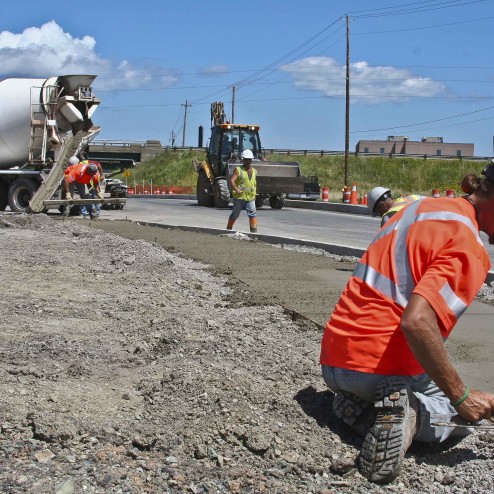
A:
[367,186,391,216]
[241,149,254,160]
[69,156,79,165]
[86,163,98,174]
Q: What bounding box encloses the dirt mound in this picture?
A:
[1,216,493,493]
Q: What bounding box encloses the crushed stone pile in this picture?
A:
[0,214,493,494]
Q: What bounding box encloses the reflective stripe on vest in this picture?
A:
[353,198,480,317]
[233,166,256,201]
[381,195,423,225]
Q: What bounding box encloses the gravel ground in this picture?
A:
[0,214,493,494]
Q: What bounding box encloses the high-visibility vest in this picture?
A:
[232,166,257,201]
[381,194,423,226]
[64,161,100,186]
[320,196,490,375]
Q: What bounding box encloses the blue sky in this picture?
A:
[2,0,494,156]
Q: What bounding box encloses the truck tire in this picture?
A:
[0,181,8,211]
[214,178,230,208]
[255,196,266,209]
[197,172,214,207]
[269,193,286,209]
[8,179,37,213]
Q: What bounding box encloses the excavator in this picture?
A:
[194,102,320,209]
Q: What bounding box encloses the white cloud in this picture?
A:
[0,21,179,90]
[200,64,229,76]
[280,56,445,103]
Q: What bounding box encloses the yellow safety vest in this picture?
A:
[381,195,422,226]
[232,166,257,201]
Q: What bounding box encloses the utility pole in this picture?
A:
[170,130,176,147]
[181,100,191,147]
[232,86,236,123]
[344,14,350,187]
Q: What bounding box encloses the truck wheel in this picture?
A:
[269,193,286,209]
[8,179,37,213]
[197,172,214,207]
[255,196,266,209]
[0,181,8,211]
[214,178,230,208]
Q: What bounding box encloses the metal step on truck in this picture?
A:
[194,102,320,209]
[0,75,126,214]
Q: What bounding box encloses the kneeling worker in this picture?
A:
[321,165,494,484]
[226,149,258,233]
[63,156,105,219]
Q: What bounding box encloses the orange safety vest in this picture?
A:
[64,161,100,185]
[320,196,490,375]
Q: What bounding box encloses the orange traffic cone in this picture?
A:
[350,181,358,204]
[363,193,368,206]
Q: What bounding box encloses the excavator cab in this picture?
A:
[208,124,262,176]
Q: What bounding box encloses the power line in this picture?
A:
[349,0,487,18]
[354,14,494,35]
[350,105,494,133]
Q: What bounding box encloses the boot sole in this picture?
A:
[357,376,414,484]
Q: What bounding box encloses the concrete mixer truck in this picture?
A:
[0,75,125,213]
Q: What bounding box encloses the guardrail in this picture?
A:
[159,146,493,161]
[90,141,493,162]
[91,139,147,147]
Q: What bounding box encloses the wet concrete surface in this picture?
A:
[91,219,494,393]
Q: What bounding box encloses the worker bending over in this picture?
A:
[63,156,105,220]
[368,186,422,227]
[226,149,258,233]
[321,165,494,484]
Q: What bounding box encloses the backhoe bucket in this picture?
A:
[226,160,307,195]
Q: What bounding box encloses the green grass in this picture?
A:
[117,149,489,200]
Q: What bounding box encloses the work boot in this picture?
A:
[226,217,235,230]
[249,217,257,233]
[357,376,419,484]
[332,391,376,437]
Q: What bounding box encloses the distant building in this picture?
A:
[356,136,474,157]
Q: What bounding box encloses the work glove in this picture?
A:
[97,191,105,200]
[65,192,72,200]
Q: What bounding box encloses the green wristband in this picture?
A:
[451,386,469,408]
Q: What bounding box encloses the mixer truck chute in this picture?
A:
[194,102,320,209]
[0,75,125,213]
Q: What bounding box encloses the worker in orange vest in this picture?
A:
[321,164,494,484]
[63,156,105,219]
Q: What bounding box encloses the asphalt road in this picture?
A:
[99,196,494,265]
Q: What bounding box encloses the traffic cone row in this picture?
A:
[359,193,368,205]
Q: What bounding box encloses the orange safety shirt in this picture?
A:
[64,162,100,186]
[320,196,490,376]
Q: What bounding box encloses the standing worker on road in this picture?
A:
[63,156,105,219]
[368,186,422,227]
[321,165,494,484]
[226,149,258,233]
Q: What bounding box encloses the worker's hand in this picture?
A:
[455,389,494,422]
[97,191,105,200]
[65,192,72,200]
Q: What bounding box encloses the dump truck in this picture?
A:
[194,102,320,209]
[0,74,125,213]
